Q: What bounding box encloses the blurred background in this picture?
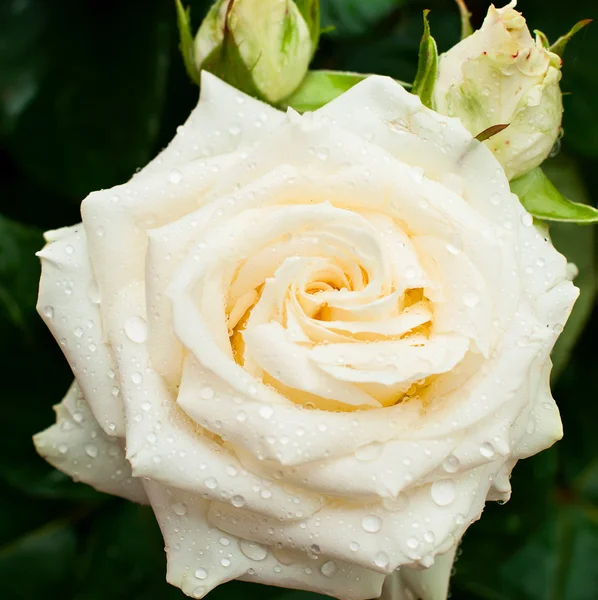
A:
[0,0,596,598]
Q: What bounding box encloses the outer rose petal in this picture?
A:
[37,224,126,436]
[146,481,384,600]
[33,381,146,504]
[381,545,457,600]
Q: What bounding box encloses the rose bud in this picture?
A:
[194,0,318,104]
[433,1,563,180]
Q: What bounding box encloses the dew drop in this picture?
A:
[442,454,460,474]
[240,540,268,561]
[43,305,54,319]
[204,477,218,490]
[430,479,456,506]
[423,531,436,543]
[84,444,98,458]
[221,558,231,567]
[259,405,274,419]
[200,387,214,400]
[374,551,389,568]
[168,169,183,184]
[462,292,480,308]
[231,495,245,508]
[320,561,338,577]
[131,372,143,385]
[480,442,495,458]
[236,410,247,422]
[382,493,409,512]
[407,537,419,550]
[194,567,208,580]
[74,327,84,338]
[124,316,148,343]
[58,443,68,454]
[172,502,188,516]
[362,514,382,533]
[521,213,534,227]
[192,586,206,598]
[349,541,360,552]
[111,386,120,397]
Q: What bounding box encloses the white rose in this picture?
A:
[34,72,577,600]
[433,1,563,180]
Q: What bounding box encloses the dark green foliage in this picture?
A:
[0,1,596,599]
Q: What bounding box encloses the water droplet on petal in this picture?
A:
[462,292,480,308]
[84,444,98,458]
[362,514,382,533]
[204,477,218,490]
[194,567,208,580]
[131,372,143,385]
[480,442,495,458]
[349,541,360,552]
[231,495,245,508]
[521,213,534,227]
[240,540,268,561]
[124,316,147,343]
[431,479,456,506]
[200,387,214,400]
[442,454,460,473]
[374,551,389,568]
[259,405,274,419]
[169,169,183,184]
[43,306,54,319]
[320,561,338,577]
[172,502,188,516]
[407,537,419,550]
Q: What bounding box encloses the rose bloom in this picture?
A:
[34,73,577,600]
[434,1,563,181]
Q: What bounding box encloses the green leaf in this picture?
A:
[455,0,473,39]
[545,157,597,380]
[319,0,403,38]
[4,0,172,200]
[0,519,77,599]
[282,69,368,111]
[175,0,201,85]
[500,506,598,600]
[550,19,592,57]
[511,167,598,223]
[0,215,42,330]
[412,10,438,109]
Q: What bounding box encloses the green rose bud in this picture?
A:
[194,0,318,104]
[434,1,563,180]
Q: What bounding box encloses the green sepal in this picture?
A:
[282,69,410,112]
[534,29,551,49]
[282,70,367,111]
[455,0,473,39]
[294,0,321,55]
[201,35,264,101]
[412,10,438,109]
[511,167,598,224]
[550,19,592,57]
[175,0,201,85]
